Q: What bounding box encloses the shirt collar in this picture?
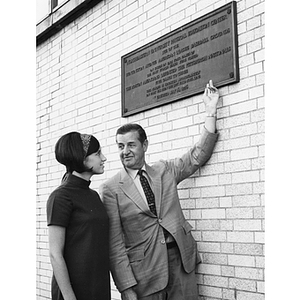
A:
[126,165,146,179]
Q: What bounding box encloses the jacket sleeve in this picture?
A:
[163,126,219,184]
[100,182,137,292]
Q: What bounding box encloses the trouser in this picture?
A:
[139,244,198,300]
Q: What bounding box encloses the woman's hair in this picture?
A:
[55,132,99,174]
[116,123,147,144]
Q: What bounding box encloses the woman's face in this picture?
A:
[84,146,107,174]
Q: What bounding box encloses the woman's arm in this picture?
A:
[48,225,77,300]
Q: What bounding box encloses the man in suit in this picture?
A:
[100,80,220,300]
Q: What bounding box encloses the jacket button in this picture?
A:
[161,240,166,244]
[158,219,162,223]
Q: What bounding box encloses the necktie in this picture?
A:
[138,169,157,215]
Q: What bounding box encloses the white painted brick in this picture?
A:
[218,174,232,185]
[226,207,253,219]
[37,1,265,299]
[201,186,226,198]
[237,291,264,300]
[249,85,264,99]
[229,278,256,292]
[232,171,260,184]
[190,209,201,219]
[221,265,235,277]
[221,242,234,254]
[167,107,187,121]
[224,136,250,151]
[226,183,253,196]
[232,195,260,207]
[199,242,221,253]
[253,3,264,16]
[253,207,264,219]
[227,232,254,243]
[257,281,265,293]
[254,50,264,66]
[248,62,263,76]
[235,243,263,256]
[202,209,226,219]
[204,275,228,288]
[254,232,264,243]
[238,7,254,23]
[234,220,261,231]
[200,163,224,176]
[195,175,218,187]
[255,256,265,268]
[225,160,251,173]
[228,254,255,267]
[231,147,258,161]
[196,219,220,230]
[220,197,232,207]
[230,99,257,115]
[200,285,223,298]
[189,188,201,198]
[222,90,249,106]
[251,133,264,146]
[199,263,221,276]
[202,231,227,243]
[246,15,261,31]
[220,220,233,231]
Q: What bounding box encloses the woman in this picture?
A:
[47,132,110,300]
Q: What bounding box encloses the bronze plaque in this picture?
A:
[121,1,239,117]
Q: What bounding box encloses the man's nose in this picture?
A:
[123,145,130,155]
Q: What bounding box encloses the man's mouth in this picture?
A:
[124,156,133,160]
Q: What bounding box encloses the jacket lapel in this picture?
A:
[119,168,151,215]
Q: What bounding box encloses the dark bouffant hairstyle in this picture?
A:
[116,123,147,144]
[55,132,99,174]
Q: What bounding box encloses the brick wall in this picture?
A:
[36,0,265,299]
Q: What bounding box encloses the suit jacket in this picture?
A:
[100,128,218,297]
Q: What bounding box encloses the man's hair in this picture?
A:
[116,123,147,144]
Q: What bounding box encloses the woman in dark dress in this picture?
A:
[47,132,111,300]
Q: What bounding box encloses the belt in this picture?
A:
[166,241,177,249]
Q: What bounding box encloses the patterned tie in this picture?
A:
[138,169,157,215]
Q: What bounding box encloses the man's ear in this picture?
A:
[143,139,149,152]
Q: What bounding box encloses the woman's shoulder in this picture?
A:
[47,183,73,205]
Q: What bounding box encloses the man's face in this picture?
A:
[116,130,148,170]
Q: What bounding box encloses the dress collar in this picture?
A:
[66,174,91,188]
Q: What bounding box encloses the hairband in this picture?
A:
[80,134,92,157]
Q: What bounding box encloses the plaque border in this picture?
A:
[121,1,239,117]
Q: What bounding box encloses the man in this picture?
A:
[100,80,220,300]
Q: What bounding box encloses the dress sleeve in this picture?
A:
[46,189,73,227]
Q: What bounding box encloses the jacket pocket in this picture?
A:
[127,248,145,263]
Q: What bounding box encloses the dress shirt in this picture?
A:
[126,166,152,206]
